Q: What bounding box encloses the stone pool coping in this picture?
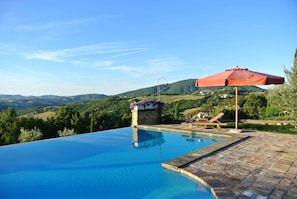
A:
[137,124,297,199]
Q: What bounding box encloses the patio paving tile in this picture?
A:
[142,124,297,199]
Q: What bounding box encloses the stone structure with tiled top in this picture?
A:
[130,100,164,126]
[131,108,161,126]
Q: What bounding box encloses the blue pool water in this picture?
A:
[0,127,222,199]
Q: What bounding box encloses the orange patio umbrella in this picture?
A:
[195,65,285,130]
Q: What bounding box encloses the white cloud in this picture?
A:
[107,65,136,73]
[103,48,147,59]
[21,43,147,69]
[16,17,102,31]
[1,40,188,95]
[106,57,182,78]
[0,43,20,56]
[23,51,65,62]
[146,57,181,73]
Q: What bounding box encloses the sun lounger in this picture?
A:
[188,112,226,129]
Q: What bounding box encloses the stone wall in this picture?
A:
[131,108,161,126]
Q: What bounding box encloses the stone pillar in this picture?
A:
[130,100,164,126]
[131,108,161,126]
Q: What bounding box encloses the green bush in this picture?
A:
[58,127,76,137]
[18,127,43,143]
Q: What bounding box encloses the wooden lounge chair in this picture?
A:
[188,112,226,129]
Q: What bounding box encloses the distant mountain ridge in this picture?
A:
[0,79,264,111]
[0,94,108,111]
[117,79,264,97]
[0,94,108,101]
[117,79,198,96]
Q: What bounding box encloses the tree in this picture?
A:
[283,49,297,127]
[51,106,80,132]
[90,115,95,132]
[265,85,288,118]
[18,117,51,137]
[243,93,267,119]
[266,49,297,126]
[0,108,20,145]
[18,127,43,143]
[173,103,180,120]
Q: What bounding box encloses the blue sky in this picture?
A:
[0,0,296,96]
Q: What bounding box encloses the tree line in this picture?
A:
[0,101,132,146]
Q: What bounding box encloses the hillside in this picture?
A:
[117,79,197,97]
[0,94,108,111]
[117,79,264,97]
[0,79,265,112]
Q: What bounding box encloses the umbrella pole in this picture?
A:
[235,86,238,130]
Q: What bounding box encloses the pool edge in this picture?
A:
[136,125,250,199]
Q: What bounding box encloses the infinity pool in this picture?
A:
[0,127,222,198]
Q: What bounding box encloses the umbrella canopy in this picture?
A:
[196,65,285,130]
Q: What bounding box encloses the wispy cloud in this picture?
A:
[107,65,137,73]
[14,42,184,81]
[145,58,181,73]
[0,43,20,56]
[16,17,102,31]
[21,43,147,68]
[103,48,147,60]
[107,57,182,77]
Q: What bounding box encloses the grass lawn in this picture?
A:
[224,122,297,134]
[33,111,55,120]
[159,95,203,103]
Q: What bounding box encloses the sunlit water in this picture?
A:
[0,127,223,199]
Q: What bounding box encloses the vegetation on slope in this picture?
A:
[0,87,295,146]
[1,47,297,147]
[0,94,108,112]
[117,79,264,97]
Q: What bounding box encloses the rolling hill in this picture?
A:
[0,79,265,112]
[117,79,264,97]
[117,79,198,97]
[0,94,108,111]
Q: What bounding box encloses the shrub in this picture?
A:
[18,127,43,143]
[58,127,76,137]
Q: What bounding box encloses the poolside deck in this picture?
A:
[138,124,297,199]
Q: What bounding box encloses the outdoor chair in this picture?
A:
[188,112,226,129]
